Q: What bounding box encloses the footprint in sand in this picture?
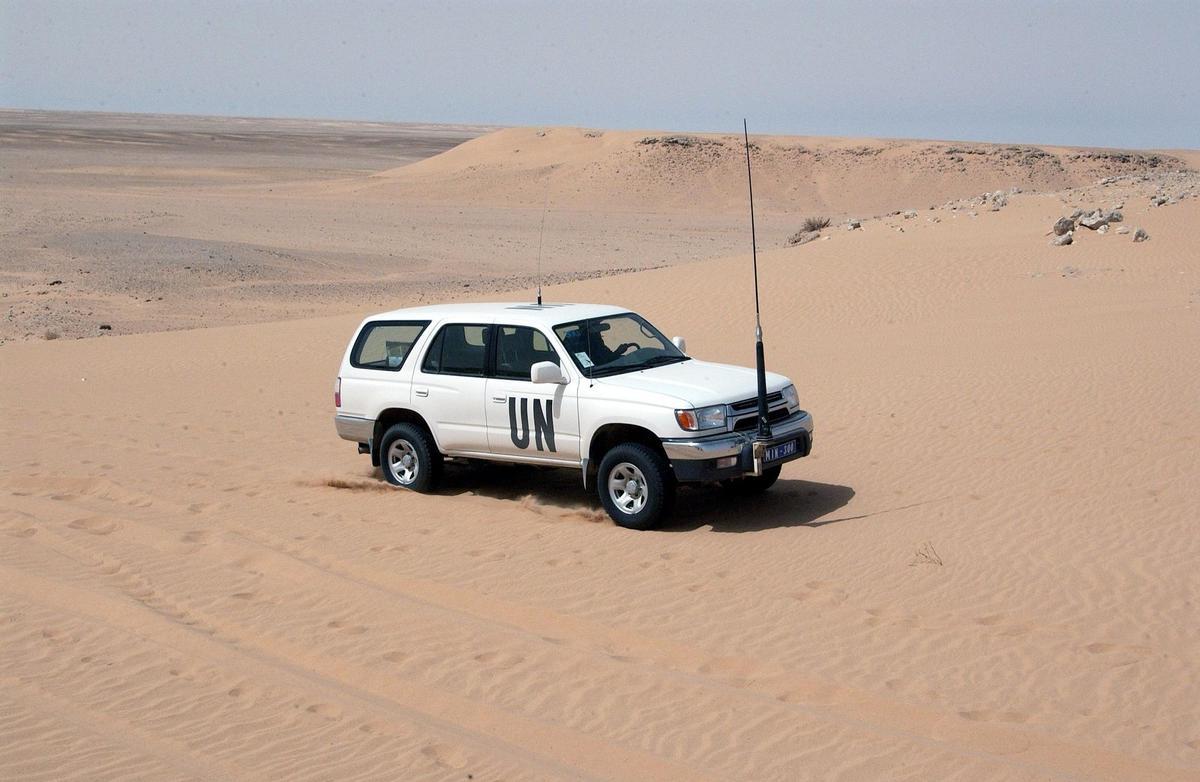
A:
[1084,642,1150,665]
[474,651,524,668]
[382,650,408,663]
[69,516,119,535]
[4,526,37,538]
[777,682,839,704]
[305,702,343,720]
[41,627,74,644]
[421,743,468,770]
[181,530,213,544]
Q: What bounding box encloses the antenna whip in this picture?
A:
[743,119,772,441]
[535,165,554,306]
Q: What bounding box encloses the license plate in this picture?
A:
[765,439,797,462]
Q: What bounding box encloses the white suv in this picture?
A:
[334,302,813,529]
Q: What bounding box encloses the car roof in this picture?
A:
[361,301,631,328]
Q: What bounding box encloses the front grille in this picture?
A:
[733,407,791,431]
[729,392,783,412]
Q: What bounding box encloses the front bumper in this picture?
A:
[661,410,813,482]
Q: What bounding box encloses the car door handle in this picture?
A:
[414,388,429,397]
[492,396,507,403]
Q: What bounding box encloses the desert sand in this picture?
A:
[2,111,1199,780]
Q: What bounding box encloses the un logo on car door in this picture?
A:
[509,397,556,452]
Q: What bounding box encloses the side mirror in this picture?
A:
[530,361,567,384]
[672,336,687,353]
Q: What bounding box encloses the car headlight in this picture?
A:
[675,405,727,431]
[782,384,799,409]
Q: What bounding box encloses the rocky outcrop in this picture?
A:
[1079,210,1109,230]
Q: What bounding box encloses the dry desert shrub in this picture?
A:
[909,541,944,567]
[802,216,831,232]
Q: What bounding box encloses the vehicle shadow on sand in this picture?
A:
[438,461,855,532]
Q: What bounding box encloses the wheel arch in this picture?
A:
[585,423,667,490]
[372,408,438,466]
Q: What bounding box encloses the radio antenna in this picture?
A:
[535,166,554,306]
[743,119,772,440]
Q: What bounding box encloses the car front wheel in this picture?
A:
[598,443,675,530]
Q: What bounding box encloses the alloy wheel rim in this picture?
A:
[607,462,648,515]
[387,439,419,485]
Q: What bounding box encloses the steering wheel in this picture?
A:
[613,342,638,357]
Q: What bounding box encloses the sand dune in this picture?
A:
[361,125,1191,214]
[2,115,1199,780]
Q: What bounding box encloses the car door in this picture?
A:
[411,322,492,454]
[485,324,579,463]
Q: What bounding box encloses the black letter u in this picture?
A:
[509,397,530,449]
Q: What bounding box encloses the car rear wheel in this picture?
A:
[720,465,781,494]
[598,444,675,530]
[379,423,442,492]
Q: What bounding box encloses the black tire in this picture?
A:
[597,443,676,530]
[720,465,781,495]
[379,423,442,492]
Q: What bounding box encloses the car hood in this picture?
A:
[595,359,790,408]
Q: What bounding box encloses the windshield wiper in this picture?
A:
[635,355,690,370]
[587,354,688,378]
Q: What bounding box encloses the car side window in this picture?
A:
[421,323,491,377]
[494,325,561,380]
[351,321,429,371]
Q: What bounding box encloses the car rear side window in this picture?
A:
[494,325,561,380]
[421,323,491,377]
[351,321,430,371]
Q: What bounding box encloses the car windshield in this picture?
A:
[554,312,689,377]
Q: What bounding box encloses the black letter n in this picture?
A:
[533,399,556,452]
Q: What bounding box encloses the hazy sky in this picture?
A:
[2,0,1197,148]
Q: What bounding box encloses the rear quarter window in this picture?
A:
[351,321,430,370]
